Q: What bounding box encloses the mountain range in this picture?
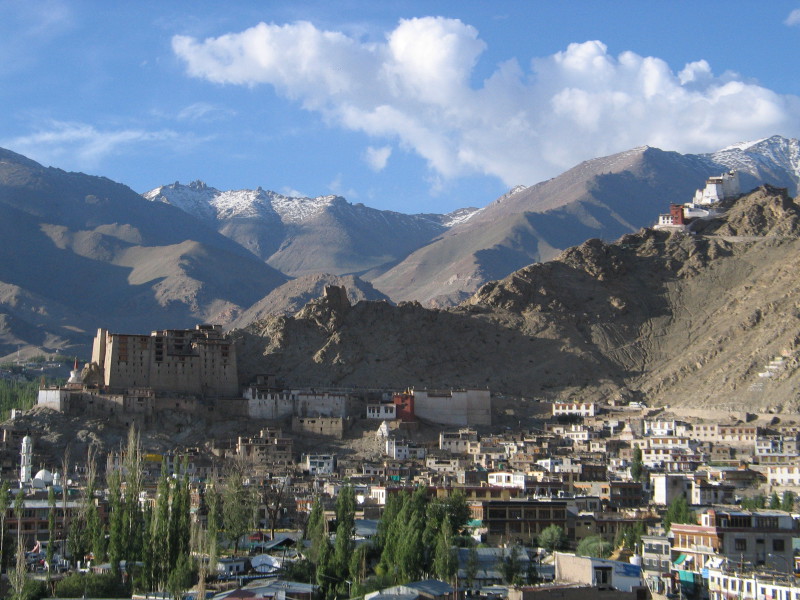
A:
[0,136,799,375]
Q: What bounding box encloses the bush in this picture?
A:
[576,535,612,558]
[20,579,48,600]
[54,572,130,598]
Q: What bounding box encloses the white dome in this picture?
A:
[34,469,53,484]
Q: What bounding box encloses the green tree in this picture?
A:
[122,426,145,563]
[769,491,781,509]
[54,572,130,598]
[315,535,337,600]
[630,446,644,482]
[500,544,523,585]
[662,496,695,532]
[222,471,255,555]
[465,546,479,590]
[781,491,796,512]
[306,496,326,563]
[151,463,171,590]
[10,532,26,600]
[744,494,767,510]
[47,485,56,577]
[538,524,567,552]
[576,535,613,558]
[433,523,458,584]
[168,460,191,568]
[334,487,356,593]
[139,505,154,593]
[205,482,220,560]
[397,511,424,582]
[107,469,124,574]
[0,479,10,573]
[443,489,471,533]
[166,553,194,600]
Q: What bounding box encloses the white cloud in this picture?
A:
[177,102,235,122]
[2,120,180,168]
[363,145,392,171]
[173,18,800,187]
[280,187,307,198]
[786,9,800,26]
[328,173,357,198]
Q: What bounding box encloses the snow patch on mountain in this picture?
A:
[442,207,482,227]
[703,135,800,180]
[145,182,346,225]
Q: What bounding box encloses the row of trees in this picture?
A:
[741,490,795,511]
[302,487,571,598]
[0,379,39,420]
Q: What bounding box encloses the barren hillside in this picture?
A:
[236,186,800,411]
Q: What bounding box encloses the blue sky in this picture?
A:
[2,1,800,214]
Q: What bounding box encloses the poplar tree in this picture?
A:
[334,486,355,580]
[107,469,126,575]
[397,511,424,582]
[433,522,458,584]
[306,497,326,564]
[47,485,56,575]
[152,461,171,590]
[123,426,144,562]
[630,446,644,482]
[169,459,191,567]
[0,479,10,573]
[662,495,695,532]
[205,483,220,563]
[222,471,254,555]
[140,504,155,592]
[465,546,479,590]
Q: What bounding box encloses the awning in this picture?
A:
[674,554,688,566]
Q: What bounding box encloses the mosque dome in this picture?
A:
[34,469,53,484]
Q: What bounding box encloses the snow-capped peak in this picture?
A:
[144,182,349,224]
[717,137,770,153]
[705,135,800,180]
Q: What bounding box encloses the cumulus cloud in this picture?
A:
[173,18,800,186]
[364,145,392,171]
[786,9,800,26]
[3,120,180,168]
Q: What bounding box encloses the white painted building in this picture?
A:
[243,387,353,419]
[366,403,396,420]
[644,420,678,437]
[303,454,336,475]
[693,170,740,205]
[552,402,596,417]
[439,429,479,453]
[766,465,800,487]
[708,568,800,600]
[487,471,528,489]
[385,438,426,460]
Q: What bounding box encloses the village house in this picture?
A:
[670,508,796,577]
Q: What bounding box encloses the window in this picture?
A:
[773,539,785,552]
[735,539,747,551]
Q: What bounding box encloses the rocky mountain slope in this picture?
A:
[228,273,391,329]
[371,137,800,306]
[0,149,288,359]
[234,185,800,411]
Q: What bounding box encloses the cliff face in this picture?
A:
[236,186,800,412]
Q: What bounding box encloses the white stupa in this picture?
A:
[66,358,82,386]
